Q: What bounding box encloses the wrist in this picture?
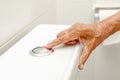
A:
[96,21,114,39]
[98,11,120,34]
[96,11,120,39]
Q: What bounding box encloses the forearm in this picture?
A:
[97,11,120,39]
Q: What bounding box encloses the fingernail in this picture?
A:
[78,64,84,70]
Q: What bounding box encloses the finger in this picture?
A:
[57,29,68,38]
[65,39,79,45]
[44,38,62,49]
[65,40,77,45]
[78,46,91,70]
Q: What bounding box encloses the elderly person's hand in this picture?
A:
[44,11,120,70]
[44,23,104,70]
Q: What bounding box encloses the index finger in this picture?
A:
[44,38,62,49]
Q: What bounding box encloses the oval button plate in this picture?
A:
[30,46,53,57]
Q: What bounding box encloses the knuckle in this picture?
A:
[74,22,81,26]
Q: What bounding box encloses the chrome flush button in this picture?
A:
[30,46,53,57]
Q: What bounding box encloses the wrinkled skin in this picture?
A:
[44,23,106,70]
[44,11,120,70]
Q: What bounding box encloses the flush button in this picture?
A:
[30,46,53,57]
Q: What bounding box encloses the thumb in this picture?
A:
[78,46,91,70]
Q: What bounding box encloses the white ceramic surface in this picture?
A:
[0,24,82,80]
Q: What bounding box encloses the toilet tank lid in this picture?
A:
[0,24,81,80]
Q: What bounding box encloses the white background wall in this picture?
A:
[57,0,95,24]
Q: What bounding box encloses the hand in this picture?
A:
[44,23,104,70]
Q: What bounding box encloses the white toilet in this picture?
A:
[93,5,120,80]
[1,5,120,80]
[76,5,120,80]
[0,25,82,80]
